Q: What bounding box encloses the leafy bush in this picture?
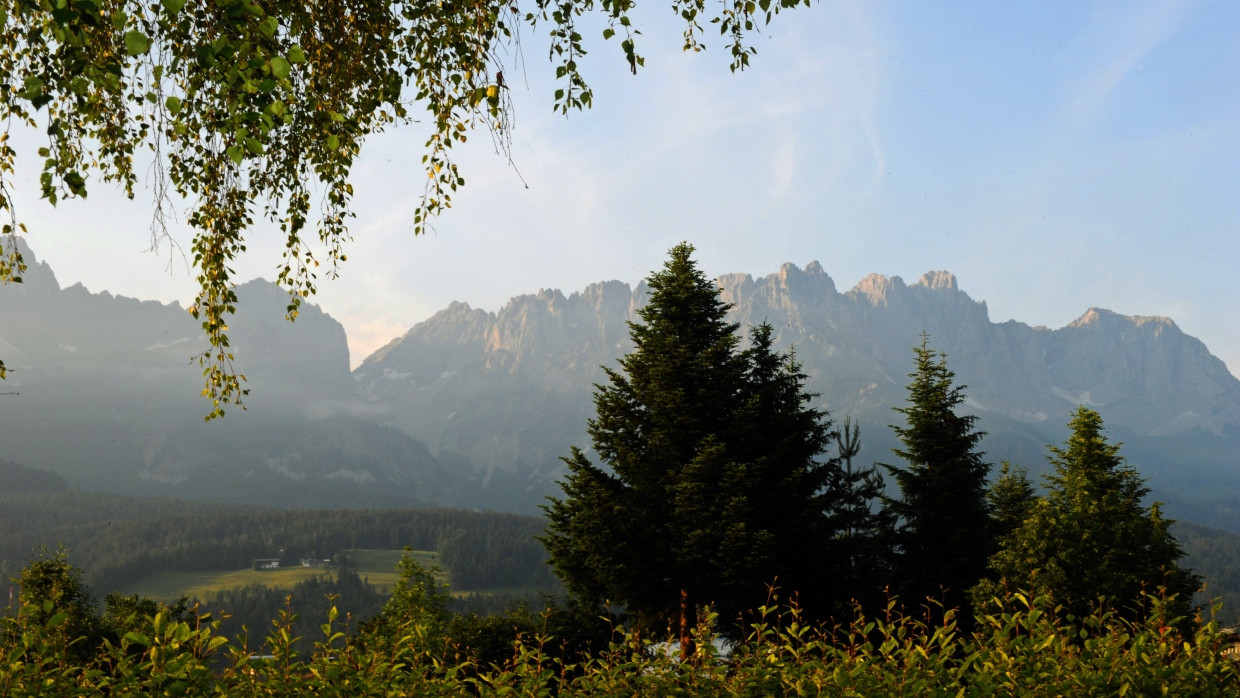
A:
[5,583,1239,694]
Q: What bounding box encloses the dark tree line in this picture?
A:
[0,459,70,493]
[195,567,388,659]
[0,504,557,598]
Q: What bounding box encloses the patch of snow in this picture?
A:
[144,337,190,351]
[382,367,412,380]
[1052,387,1100,406]
[57,341,80,353]
[136,469,188,484]
[325,469,375,484]
[264,457,307,481]
[963,395,989,412]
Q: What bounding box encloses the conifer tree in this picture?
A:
[542,244,877,656]
[733,325,890,619]
[543,243,746,656]
[986,462,1036,545]
[824,417,896,613]
[978,407,1200,627]
[884,335,993,622]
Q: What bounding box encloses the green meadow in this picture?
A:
[117,549,440,601]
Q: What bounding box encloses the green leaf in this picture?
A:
[259,16,278,38]
[64,171,87,197]
[269,56,291,81]
[287,44,306,64]
[603,28,614,40]
[124,30,150,56]
[162,0,186,16]
[326,134,339,150]
[124,631,151,647]
[110,9,127,31]
[225,145,244,165]
[20,75,43,100]
[165,95,182,115]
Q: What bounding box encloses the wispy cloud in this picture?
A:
[1063,0,1197,125]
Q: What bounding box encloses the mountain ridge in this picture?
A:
[3,240,1238,522]
[0,238,455,509]
[355,260,1240,514]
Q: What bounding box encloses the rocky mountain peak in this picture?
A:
[915,270,958,291]
[576,280,633,314]
[775,261,837,297]
[849,273,906,306]
[3,235,61,294]
[1068,307,1179,335]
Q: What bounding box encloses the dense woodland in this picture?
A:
[0,466,556,599]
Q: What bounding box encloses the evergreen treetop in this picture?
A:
[978,407,1200,626]
[884,334,993,622]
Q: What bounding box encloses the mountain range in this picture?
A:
[3,240,1239,527]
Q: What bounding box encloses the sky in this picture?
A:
[6,0,1238,376]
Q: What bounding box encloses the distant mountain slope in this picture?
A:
[5,240,1238,523]
[0,458,68,493]
[0,239,454,508]
[355,263,1240,518]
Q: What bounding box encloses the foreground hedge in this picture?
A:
[2,593,1237,696]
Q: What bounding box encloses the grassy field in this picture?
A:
[118,549,441,602]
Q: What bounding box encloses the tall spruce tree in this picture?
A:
[884,335,993,623]
[977,407,1200,628]
[542,244,874,656]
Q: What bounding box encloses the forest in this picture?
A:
[0,473,557,597]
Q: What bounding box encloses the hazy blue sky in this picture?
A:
[8,0,1238,376]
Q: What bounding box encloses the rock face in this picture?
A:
[0,239,454,508]
[353,282,645,504]
[715,265,1239,437]
[355,262,1240,517]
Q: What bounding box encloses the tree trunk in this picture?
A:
[679,587,695,662]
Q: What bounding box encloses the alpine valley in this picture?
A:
[3,240,1238,530]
